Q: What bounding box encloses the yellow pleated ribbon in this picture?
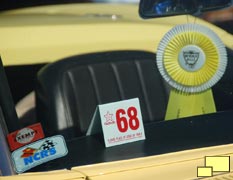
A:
[156,24,227,120]
[165,89,216,120]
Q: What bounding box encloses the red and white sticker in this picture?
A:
[99,98,146,147]
[7,123,45,151]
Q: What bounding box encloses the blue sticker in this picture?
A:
[11,135,68,173]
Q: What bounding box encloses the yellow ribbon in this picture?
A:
[156,24,227,120]
[165,89,216,120]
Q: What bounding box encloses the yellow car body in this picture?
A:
[0,3,232,66]
[1,144,233,180]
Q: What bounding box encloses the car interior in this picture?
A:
[35,50,169,140]
[6,47,233,140]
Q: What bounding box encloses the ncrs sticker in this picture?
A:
[11,135,68,173]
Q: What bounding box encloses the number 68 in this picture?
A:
[116,107,140,133]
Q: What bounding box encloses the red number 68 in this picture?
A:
[116,107,140,133]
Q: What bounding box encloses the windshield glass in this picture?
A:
[0,0,233,177]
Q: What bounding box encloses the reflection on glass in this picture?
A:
[140,0,232,18]
[154,0,195,15]
[201,0,232,10]
[154,0,173,14]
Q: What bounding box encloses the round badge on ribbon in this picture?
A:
[156,23,228,120]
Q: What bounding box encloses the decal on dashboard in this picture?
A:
[12,135,68,173]
[7,123,45,151]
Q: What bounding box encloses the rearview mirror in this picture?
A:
[139,0,233,18]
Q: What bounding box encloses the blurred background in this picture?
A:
[202,6,233,34]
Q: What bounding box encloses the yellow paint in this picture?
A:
[205,156,230,172]
[1,144,233,180]
[72,144,233,180]
[197,167,212,177]
[0,4,232,66]
[165,89,216,120]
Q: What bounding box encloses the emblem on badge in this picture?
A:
[179,45,206,72]
[183,50,199,67]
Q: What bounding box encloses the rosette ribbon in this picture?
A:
[156,23,227,120]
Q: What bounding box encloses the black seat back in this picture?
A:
[36,51,169,139]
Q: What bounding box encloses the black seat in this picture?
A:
[36,51,169,140]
